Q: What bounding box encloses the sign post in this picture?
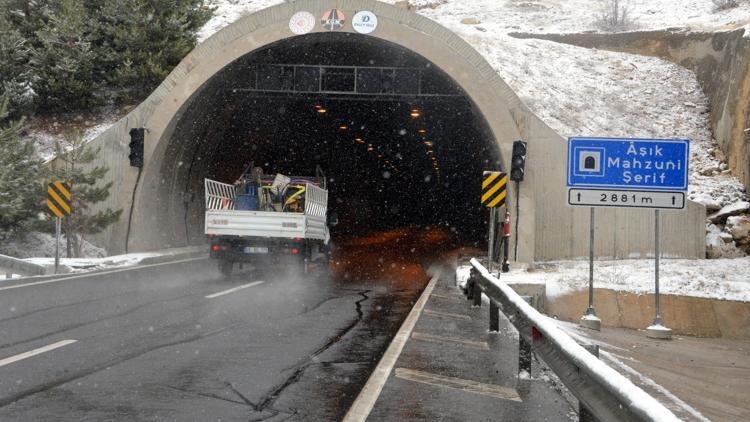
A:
[582,207,600,330]
[482,171,508,274]
[47,181,72,275]
[567,137,689,338]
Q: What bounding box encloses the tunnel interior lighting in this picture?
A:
[424,141,433,146]
[339,125,349,130]
[418,129,427,134]
[317,108,327,114]
[355,138,365,144]
[410,108,421,118]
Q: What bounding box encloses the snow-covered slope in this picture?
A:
[198,0,747,202]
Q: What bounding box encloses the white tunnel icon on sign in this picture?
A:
[578,150,602,174]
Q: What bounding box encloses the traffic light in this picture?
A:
[128,128,145,168]
[510,140,527,182]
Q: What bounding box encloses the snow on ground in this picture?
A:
[414,1,748,207]
[407,0,750,34]
[0,232,106,259]
[457,257,750,302]
[22,252,161,274]
[199,0,284,42]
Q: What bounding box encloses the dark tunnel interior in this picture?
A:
[161,32,502,247]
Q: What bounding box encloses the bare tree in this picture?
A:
[713,0,739,11]
[598,0,633,31]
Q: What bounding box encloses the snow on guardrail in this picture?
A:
[469,258,680,422]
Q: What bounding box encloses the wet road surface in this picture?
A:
[0,229,449,421]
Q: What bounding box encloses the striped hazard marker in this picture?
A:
[47,181,72,218]
[481,171,508,208]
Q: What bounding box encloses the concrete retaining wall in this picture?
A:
[547,288,750,339]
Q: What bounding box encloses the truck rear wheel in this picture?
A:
[218,259,233,278]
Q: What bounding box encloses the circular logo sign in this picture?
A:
[289,11,315,35]
[321,9,346,31]
[352,11,378,34]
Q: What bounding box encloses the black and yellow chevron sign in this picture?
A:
[47,181,72,218]
[482,171,508,208]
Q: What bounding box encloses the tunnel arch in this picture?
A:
[84,0,706,261]
[125,0,537,256]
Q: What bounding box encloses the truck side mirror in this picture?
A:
[329,213,339,227]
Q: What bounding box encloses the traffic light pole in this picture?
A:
[502,209,510,272]
[513,181,520,261]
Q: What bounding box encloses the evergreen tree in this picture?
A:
[30,0,100,112]
[51,131,121,257]
[0,11,34,118]
[91,0,212,103]
[0,95,44,241]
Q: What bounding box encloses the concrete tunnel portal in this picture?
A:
[161,32,501,248]
[105,0,703,261]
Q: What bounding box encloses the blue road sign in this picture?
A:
[567,137,689,191]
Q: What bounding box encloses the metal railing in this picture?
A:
[0,254,46,279]
[465,258,680,422]
[204,178,236,211]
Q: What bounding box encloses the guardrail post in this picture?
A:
[472,280,482,307]
[518,333,532,376]
[518,296,533,377]
[579,344,600,422]
[489,300,499,332]
[465,268,478,300]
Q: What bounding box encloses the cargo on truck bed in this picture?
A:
[204,170,331,277]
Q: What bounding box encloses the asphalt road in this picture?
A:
[0,248,431,421]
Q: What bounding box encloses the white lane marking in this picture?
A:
[0,339,78,368]
[205,281,265,299]
[0,257,206,293]
[342,271,440,422]
[394,368,521,402]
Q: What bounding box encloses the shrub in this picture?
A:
[713,0,739,11]
[597,0,633,31]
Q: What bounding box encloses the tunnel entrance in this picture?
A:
[161,32,501,247]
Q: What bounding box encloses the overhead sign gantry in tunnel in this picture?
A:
[80,0,705,261]
[167,32,498,248]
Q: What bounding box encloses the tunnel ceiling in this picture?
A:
[161,32,501,246]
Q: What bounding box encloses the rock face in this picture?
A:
[692,193,722,211]
[727,215,750,243]
[708,201,750,223]
[706,224,746,258]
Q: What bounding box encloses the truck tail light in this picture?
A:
[290,248,300,255]
[212,245,220,252]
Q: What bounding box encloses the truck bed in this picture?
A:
[205,210,328,241]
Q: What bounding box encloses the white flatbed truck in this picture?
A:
[204,173,330,277]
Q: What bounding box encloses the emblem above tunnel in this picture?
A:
[321,9,346,31]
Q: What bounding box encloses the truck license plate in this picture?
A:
[244,247,269,254]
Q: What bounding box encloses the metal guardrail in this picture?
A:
[465,258,680,422]
[0,254,46,278]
